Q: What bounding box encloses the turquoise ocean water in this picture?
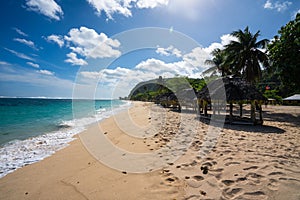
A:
[0,98,130,178]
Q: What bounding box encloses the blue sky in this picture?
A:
[0,0,299,99]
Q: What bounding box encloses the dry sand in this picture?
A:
[0,102,299,200]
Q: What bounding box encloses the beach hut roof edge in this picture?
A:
[197,77,267,102]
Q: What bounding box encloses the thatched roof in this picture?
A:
[197,77,267,102]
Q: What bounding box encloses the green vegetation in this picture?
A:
[263,89,282,103]
[267,13,300,97]
[129,77,206,102]
[129,15,299,102]
[205,26,269,84]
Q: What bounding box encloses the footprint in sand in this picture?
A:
[192,175,204,181]
[221,179,235,186]
[268,171,285,176]
[210,168,224,173]
[236,177,247,182]
[279,177,300,182]
[267,178,279,191]
[186,180,202,188]
[186,175,204,188]
[223,157,233,161]
[165,177,177,182]
[246,172,264,179]
[244,191,266,196]
[225,161,240,166]
[223,187,243,198]
[243,166,259,170]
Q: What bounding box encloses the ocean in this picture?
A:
[0,98,131,178]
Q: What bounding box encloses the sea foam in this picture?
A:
[0,101,131,178]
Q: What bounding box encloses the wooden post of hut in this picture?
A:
[250,101,256,124]
[229,102,233,123]
[259,103,263,124]
[197,77,267,125]
[239,102,243,117]
[204,101,208,116]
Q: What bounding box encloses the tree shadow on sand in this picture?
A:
[197,116,286,134]
[171,108,297,134]
[222,124,285,134]
[262,109,300,128]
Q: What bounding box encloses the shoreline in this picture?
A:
[0,100,132,179]
[0,101,186,199]
[0,102,300,199]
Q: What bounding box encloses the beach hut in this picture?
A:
[156,92,180,109]
[197,77,267,125]
[283,94,300,105]
[175,88,198,111]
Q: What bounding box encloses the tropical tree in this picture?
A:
[267,13,300,97]
[204,48,230,77]
[224,26,269,83]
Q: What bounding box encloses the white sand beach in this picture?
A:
[0,102,299,200]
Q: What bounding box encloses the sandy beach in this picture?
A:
[0,102,299,200]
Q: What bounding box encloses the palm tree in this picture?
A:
[224,26,269,83]
[204,48,230,77]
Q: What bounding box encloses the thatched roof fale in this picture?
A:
[197,77,267,102]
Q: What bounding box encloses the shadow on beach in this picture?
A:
[197,117,286,134]
[168,106,300,134]
[222,124,285,134]
[263,109,300,127]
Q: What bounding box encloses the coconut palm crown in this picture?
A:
[224,26,269,83]
[204,48,230,77]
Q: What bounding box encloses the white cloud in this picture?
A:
[27,62,40,68]
[0,66,73,97]
[86,0,168,19]
[0,61,12,66]
[264,0,292,12]
[134,58,199,77]
[87,0,133,19]
[37,69,54,76]
[65,52,88,66]
[156,45,182,57]
[77,43,220,98]
[166,0,214,20]
[80,67,132,85]
[25,0,63,20]
[13,38,38,50]
[46,35,64,47]
[13,28,28,37]
[203,34,238,54]
[45,27,121,66]
[183,47,210,69]
[136,0,169,8]
[4,48,35,61]
[64,26,121,59]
